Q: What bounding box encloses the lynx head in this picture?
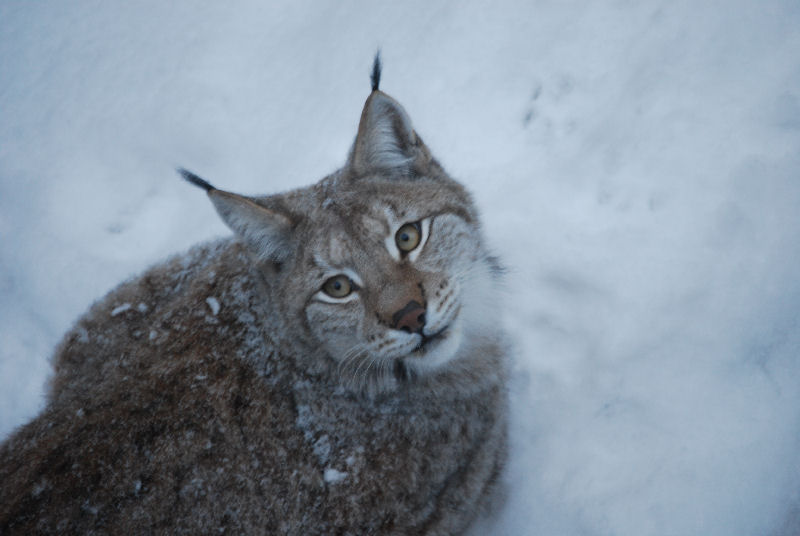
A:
[181,55,501,392]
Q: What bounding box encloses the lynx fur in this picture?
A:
[0,56,509,535]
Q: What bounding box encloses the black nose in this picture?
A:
[392,300,426,334]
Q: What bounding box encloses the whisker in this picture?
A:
[336,342,370,387]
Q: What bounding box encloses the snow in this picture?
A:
[323,467,348,484]
[205,296,221,316]
[110,303,132,316]
[1,1,799,535]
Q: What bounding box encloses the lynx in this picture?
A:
[0,55,509,535]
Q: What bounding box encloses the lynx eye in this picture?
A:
[395,222,422,253]
[322,275,353,298]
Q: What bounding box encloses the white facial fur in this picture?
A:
[300,194,498,391]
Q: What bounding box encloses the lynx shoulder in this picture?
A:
[0,55,509,535]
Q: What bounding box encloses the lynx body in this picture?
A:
[0,57,508,535]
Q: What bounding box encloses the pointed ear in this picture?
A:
[347,91,424,177]
[179,167,293,262]
[207,190,293,262]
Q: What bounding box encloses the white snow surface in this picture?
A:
[2,1,800,534]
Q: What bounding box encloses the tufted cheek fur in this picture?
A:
[296,208,493,391]
[305,300,366,362]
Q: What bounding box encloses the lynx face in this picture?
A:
[183,76,500,391]
[296,179,497,387]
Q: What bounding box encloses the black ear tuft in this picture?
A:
[178,168,215,192]
[370,50,382,92]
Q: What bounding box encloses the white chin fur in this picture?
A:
[405,321,464,373]
[405,259,499,374]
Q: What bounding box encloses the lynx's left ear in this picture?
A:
[179,169,294,263]
[347,91,420,177]
[347,56,432,178]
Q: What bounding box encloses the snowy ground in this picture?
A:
[2,1,800,534]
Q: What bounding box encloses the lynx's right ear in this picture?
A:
[179,168,293,262]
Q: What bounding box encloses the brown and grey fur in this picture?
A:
[0,56,508,535]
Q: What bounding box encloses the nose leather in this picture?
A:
[392,300,426,333]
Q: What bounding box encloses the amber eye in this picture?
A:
[395,222,422,253]
[322,275,353,298]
